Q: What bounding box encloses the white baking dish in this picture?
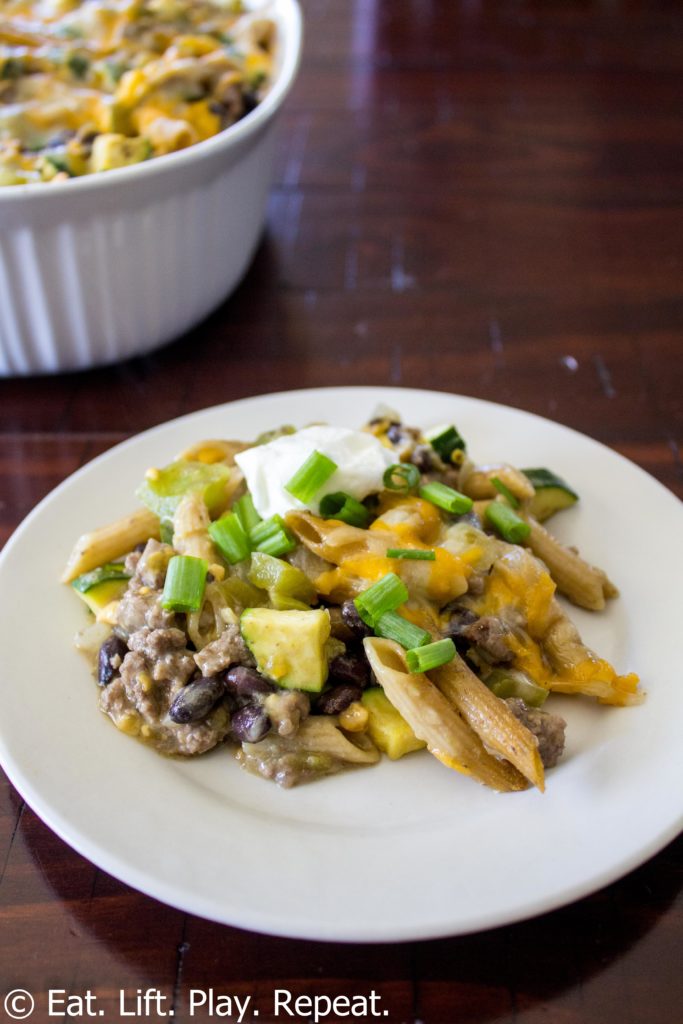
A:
[0,0,302,376]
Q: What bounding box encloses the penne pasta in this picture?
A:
[523,515,616,611]
[431,657,545,790]
[61,506,160,583]
[364,637,530,792]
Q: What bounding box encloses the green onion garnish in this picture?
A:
[161,555,208,612]
[419,481,473,515]
[374,610,431,649]
[285,450,337,504]
[233,493,261,534]
[491,476,520,509]
[386,548,436,561]
[425,424,467,461]
[72,563,131,593]
[249,515,297,557]
[485,501,531,544]
[354,572,409,626]
[383,463,420,492]
[406,638,456,673]
[208,512,250,564]
[319,491,369,527]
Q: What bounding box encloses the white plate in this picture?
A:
[0,387,681,942]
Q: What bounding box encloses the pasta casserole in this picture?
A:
[63,411,643,791]
[0,0,275,185]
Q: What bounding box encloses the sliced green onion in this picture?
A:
[249,515,296,557]
[406,638,456,673]
[161,555,208,612]
[386,548,436,561]
[285,450,337,504]
[233,493,261,534]
[319,491,369,527]
[354,572,409,626]
[485,501,531,544]
[419,481,473,515]
[491,476,520,509]
[425,424,467,461]
[383,463,420,492]
[208,512,250,564]
[72,562,131,594]
[374,610,431,649]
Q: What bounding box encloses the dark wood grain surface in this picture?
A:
[1,2,681,1021]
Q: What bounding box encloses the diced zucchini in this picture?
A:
[73,577,129,614]
[240,608,331,692]
[361,687,426,759]
[522,468,578,522]
[71,563,131,593]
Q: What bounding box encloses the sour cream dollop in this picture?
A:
[234,425,396,520]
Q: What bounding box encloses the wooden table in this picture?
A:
[1,2,681,1021]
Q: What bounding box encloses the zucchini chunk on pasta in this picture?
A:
[65,413,642,788]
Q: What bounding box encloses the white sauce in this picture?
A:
[234,425,395,520]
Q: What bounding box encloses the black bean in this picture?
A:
[329,651,369,688]
[340,600,372,638]
[97,634,128,686]
[224,665,276,698]
[316,683,363,715]
[169,676,226,724]
[231,703,271,743]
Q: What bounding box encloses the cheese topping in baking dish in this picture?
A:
[0,0,275,185]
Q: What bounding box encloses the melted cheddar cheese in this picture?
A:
[0,0,274,184]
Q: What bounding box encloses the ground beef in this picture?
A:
[99,633,229,757]
[460,615,514,664]
[193,624,255,676]
[116,588,176,635]
[134,538,174,588]
[127,627,195,684]
[123,549,142,575]
[115,540,177,635]
[506,698,566,769]
[264,690,310,737]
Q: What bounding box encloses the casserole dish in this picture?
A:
[0,0,302,376]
